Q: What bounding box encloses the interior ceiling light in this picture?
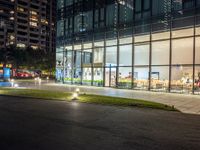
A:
[117,0,133,10]
[117,0,125,5]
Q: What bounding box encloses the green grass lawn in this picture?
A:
[0,87,177,111]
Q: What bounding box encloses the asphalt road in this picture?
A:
[0,96,200,150]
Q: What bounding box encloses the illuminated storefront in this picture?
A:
[56,0,200,94]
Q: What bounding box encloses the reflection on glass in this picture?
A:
[94,41,104,47]
[134,34,150,43]
[172,38,193,65]
[152,41,169,65]
[105,67,116,87]
[171,66,193,93]
[151,66,169,91]
[56,47,63,52]
[119,45,132,66]
[65,50,73,83]
[134,44,149,65]
[106,39,117,46]
[118,67,132,88]
[56,52,64,82]
[106,46,117,66]
[57,20,64,37]
[73,68,82,84]
[83,68,92,85]
[119,0,133,23]
[93,68,103,87]
[106,4,117,26]
[195,37,200,64]
[134,67,149,90]
[74,44,81,50]
[196,27,200,35]
[119,37,133,44]
[83,43,92,49]
[82,11,93,31]
[74,51,81,68]
[56,11,200,95]
[93,47,104,65]
[82,49,92,67]
[172,28,193,38]
[56,52,63,68]
[194,66,200,94]
[152,31,170,40]
[65,45,72,50]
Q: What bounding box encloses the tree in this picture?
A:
[0,48,6,64]
[1,45,55,76]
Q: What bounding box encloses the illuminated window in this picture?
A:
[10,11,14,14]
[41,19,48,24]
[9,17,14,20]
[17,7,25,12]
[30,16,38,21]
[30,11,37,15]
[17,43,26,48]
[30,21,38,27]
[31,45,38,49]
[10,35,15,40]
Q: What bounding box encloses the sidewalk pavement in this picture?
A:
[17,80,200,115]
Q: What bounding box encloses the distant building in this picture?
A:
[0,0,56,52]
[0,0,15,48]
[56,0,200,95]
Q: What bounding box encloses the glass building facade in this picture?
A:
[56,0,200,94]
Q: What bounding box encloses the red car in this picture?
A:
[16,72,33,78]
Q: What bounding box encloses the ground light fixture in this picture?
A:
[72,92,79,101]
[73,93,78,99]
[75,88,80,93]
[14,84,19,88]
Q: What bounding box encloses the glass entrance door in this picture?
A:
[105,67,116,87]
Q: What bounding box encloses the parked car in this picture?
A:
[16,72,33,78]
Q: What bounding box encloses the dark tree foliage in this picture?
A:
[0,46,55,74]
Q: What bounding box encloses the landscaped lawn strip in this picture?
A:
[0,88,177,111]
